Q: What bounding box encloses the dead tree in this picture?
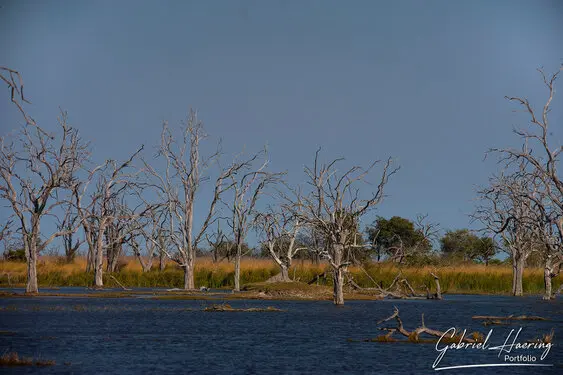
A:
[226,155,282,291]
[487,66,563,298]
[376,307,481,343]
[130,207,169,272]
[205,223,229,263]
[145,111,251,290]
[74,146,146,288]
[0,220,12,243]
[290,149,398,305]
[473,170,536,296]
[0,112,89,293]
[1,66,35,125]
[255,206,305,282]
[58,210,83,263]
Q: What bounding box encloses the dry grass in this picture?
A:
[0,256,560,294]
[0,351,55,367]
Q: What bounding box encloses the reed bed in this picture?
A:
[0,257,559,294]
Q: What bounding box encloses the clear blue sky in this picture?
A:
[1,0,562,244]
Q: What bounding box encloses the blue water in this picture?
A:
[0,291,561,374]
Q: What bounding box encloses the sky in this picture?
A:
[1,0,562,248]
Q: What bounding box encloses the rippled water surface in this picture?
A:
[0,290,561,374]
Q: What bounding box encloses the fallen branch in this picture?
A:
[109,275,132,291]
[346,271,440,300]
[307,272,326,285]
[376,307,483,343]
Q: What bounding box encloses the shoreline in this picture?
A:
[0,284,555,301]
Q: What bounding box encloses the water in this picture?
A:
[0,290,561,374]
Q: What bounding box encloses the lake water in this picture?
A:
[0,289,561,374]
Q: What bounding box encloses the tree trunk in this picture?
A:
[332,243,345,305]
[183,256,195,290]
[431,272,442,300]
[280,264,290,282]
[159,251,166,271]
[94,237,104,288]
[512,254,525,296]
[234,242,242,291]
[182,265,193,290]
[25,217,40,294]
[107,242,122,272]
[543,257,555,301]
[25,235,38,294]
[333,266,345,305]
[543,267,553,300]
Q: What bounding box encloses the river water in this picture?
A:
[0,289,561,374]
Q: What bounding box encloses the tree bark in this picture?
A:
[512,254,525,296]
[107,242,122,272]
[542,256,557,300]
[25,217,40,294]
[431,272,442,300]
[25,237,38,294]
[184,255,195,290]
[332,243,345,305]
[333,266,345,305]
[543,267,553,300]
[182,265,195,290]
[234,244,241,291]
[280,264,290,282]
[94,236,104,288]
[159,251,166,271]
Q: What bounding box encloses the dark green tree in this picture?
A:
[472,237,497,266]
[440,229,495,263]
[367,216,431,262]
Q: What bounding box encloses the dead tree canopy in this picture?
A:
[289,149,399,305]
[1,66,35,125]
[74,145,148,288]
[0,111,89,293]
[145,111,262,290]
[485,66,563,299]
[255,205,305,282]
[226,153,283,291]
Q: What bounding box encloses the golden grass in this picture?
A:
[0,256,560,294]
[0,351,55,367]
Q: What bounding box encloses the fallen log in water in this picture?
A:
[374,306,484,343]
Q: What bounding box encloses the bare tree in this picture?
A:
[58,210,83,263]
[256,206,305,282]
[0,220,12,243]
[474,169,537,296]
[74,146,146,288]
[145,111,250,290]
[130,207,169,272]
[486,66,563,298]
[226,155,282,291]
[289,149,398,305]
[205,223,230,263]
[0,112,89,293]
[1,66,35,125]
